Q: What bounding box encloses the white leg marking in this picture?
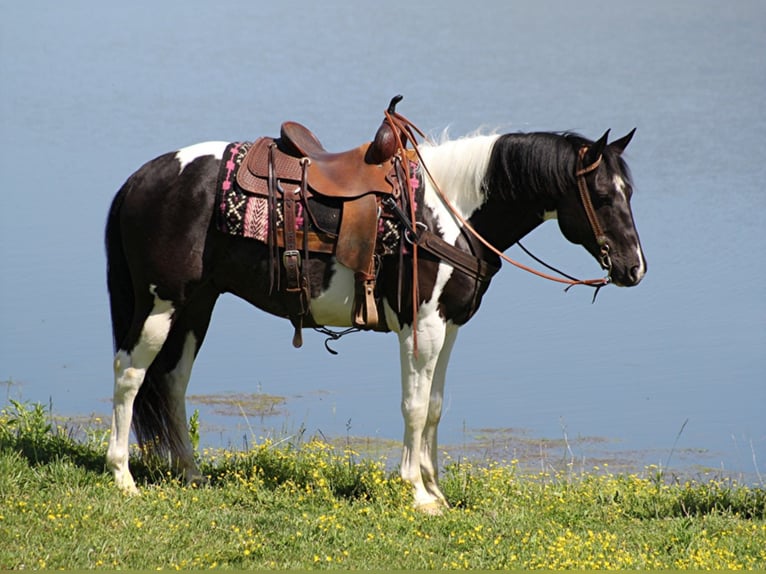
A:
[398,313,448,511]
[175,141,228,174]
[107,349,143,494]
[420,323,458,505]
[397,262,456,512]
[107,288,175,493]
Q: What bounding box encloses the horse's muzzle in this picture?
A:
[611,263,645,287]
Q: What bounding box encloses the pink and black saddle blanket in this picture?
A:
[214,141,405,253]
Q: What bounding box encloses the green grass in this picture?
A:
[1,400,765,570]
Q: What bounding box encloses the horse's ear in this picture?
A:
[585,129,610,165]
[608,128,636,155]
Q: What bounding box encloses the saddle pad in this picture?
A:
[215,141,406,255]
[216,142,267,240]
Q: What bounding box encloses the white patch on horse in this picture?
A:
[310,262,356,327]
[634,245,646,282]
[418,135,499,241]
[133,285,175,365]
[175,141,228,174]
[613,174,627,200]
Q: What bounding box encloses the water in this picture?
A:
[1,1,764,481]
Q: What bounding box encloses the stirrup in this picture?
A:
[352,274,378,329]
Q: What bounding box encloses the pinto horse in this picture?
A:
[105,109,645,512]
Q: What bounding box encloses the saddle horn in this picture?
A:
[366,95,406,164]
[387,94,404,114]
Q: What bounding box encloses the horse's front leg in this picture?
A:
[419,323,458,506]
[397,312,447,514]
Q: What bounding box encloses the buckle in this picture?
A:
[283,249,301,266]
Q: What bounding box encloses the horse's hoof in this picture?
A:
[113,474,140,496]
[415,501,445,516]
[187,474,209,488]
[118,483,140,496]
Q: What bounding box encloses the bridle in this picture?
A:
[575,146,612,274]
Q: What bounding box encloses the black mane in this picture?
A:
[483,132,590,203]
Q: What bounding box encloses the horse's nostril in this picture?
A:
[629,265,642,284]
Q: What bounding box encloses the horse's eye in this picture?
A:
[593,192,613,208]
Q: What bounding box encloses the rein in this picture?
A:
[384,109,611,293]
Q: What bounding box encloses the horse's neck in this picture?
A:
[470,133,572,251]
[418,135,499,218]
[420,133,560,253]
[417,133,572,254]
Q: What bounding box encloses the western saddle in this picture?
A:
[235,96,412,347]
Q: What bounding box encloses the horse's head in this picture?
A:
[556,129,646,287]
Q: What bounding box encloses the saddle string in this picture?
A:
[383,111,610,292]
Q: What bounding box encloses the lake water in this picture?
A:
[1,1,764,482]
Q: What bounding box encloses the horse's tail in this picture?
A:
[105,179,134,353]
[105,170,185,463]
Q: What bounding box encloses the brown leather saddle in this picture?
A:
[235,97,409,345]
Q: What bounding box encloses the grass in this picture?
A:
[1,400,765,570]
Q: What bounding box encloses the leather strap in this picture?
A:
[576,146,612,271]
[276,152,311,348]
[575,147,606,246]
[275,228,335,253]
[417,230,500,282]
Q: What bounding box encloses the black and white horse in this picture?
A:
[105,121,645,513]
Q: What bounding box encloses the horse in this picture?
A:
[105,106,646,513]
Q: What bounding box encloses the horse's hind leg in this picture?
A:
[148,289,218,485]
[107,286,175,494]
[155,329,202,483]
